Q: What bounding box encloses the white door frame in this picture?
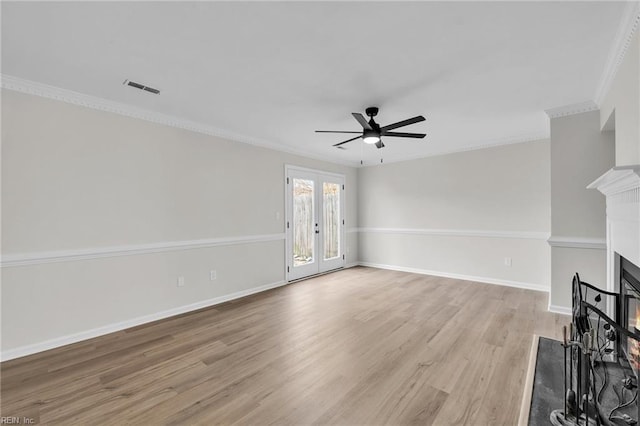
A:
[285,165,346,282]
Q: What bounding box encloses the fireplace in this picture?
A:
[621,256,640,377]
[562,166,640,424]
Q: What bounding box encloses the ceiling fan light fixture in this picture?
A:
[363,136,380,144]
[363,130,380,144]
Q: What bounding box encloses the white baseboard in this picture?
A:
[358,262,550,292]
[548,303,572,316]
[1,264,564,361]
[1,280,287,362]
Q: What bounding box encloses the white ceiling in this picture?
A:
[1,1,631,165]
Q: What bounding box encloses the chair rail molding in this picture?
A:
[1,233,286,267]
[356,227,550,240]
[547,236,607,250]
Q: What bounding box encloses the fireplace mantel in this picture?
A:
[588,166,640,197]
[588,165,640,291]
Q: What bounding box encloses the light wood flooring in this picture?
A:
[1,267,565,425]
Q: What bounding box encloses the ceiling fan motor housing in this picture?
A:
[363,128,379,141]
[365,107,379,118]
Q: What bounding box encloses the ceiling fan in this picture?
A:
[316,107,426,149]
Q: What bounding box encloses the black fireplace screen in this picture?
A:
[555,269,640,425]
[622,256,640,379]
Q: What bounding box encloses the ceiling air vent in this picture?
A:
[123,79,160,94]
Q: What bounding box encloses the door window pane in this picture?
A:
[293,178,314,267]
[323,182,340,260]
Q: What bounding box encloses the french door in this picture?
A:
[285,166,345,281]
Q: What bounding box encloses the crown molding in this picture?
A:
[415,132,550,158]
[544,100,599,119]
[1,74,554,168]
[0,74,358,168]
[359,132,550,167]
[594,1,640,106]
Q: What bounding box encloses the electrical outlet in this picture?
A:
[210,270,217,281]
[177,276,185,287]
[504,257,512,267]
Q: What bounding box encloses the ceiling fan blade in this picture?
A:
[352,113,373,130]
[333,135,362,147]
[375,140,385,149]
[380,115,425,132]
[381,131,426,138]
[315,130,362,134]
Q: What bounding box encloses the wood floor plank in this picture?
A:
[1,267,564,425]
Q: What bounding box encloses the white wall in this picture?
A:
[600,30,640,166]
[358,139,551,290]
[549,110,614,310]
[550,111,614,237]
[0,89,358,358]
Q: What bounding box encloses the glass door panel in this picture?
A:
[318,177,344,273]
[323,182,340,261]
[293,178,314,267]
